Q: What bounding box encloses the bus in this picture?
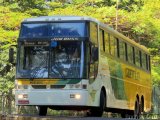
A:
[10,16,152,117]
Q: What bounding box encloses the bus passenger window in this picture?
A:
[142,52,147,70]
[90,22,98,46]
[119,40,125,60]
[139,51,142,67]
[104,32,109,53]
[148,55,151,71]
[125,43,128,61]
[116,38,120,58]
[135,49,140,67]
[100,29,105,52]
[133,47,135,64]
[128,45,134,64]
[110,35,116,56]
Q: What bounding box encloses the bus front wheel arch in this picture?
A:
[87,90,106,117]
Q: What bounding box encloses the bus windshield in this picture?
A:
[20,23,87,38]
[16,41,85,79]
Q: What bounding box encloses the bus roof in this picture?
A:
[23,16,99,23]
[23,16,149,54]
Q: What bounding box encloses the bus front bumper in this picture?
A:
[15,89,89,106]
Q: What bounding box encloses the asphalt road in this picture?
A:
[1,114,154,120]
[2,116,131,120]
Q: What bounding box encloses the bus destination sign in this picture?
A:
[24,41,49,46]
[51,37,79,41]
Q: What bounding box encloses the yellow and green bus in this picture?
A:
[10,16,151,117]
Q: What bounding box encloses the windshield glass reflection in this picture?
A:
[16,41,84,79]
[17,46,49,78]
[50,41,83,78]
[20,23,87,38]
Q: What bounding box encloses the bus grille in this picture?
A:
[32,85,46,89]
[50,85,65,89]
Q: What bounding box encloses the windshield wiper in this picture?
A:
[52,63,64,78]
[29,67,39,80]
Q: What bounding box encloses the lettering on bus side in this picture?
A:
[125,68,140,80]
[51,37,79,41]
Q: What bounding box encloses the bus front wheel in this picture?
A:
[87,91,106,117]
[38,106,47,116]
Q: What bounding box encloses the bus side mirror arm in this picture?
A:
[9,45,17,65]
[91,47,98,62]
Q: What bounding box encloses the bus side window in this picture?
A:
[90,22,98,46]
[135,49,140,67]
[133,47,135,64]
[125,43,128,61]
[110,35,116,56]
[148,55,151,71]
[116,38,120,58]
[104,32,109,53]
[127,45,134,64]
[119,40,125,60]
[99,29,105,52]
[142,52,147,70]
[146,55,150,71]
[140,51,142,67]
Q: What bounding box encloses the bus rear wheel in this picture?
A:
[38,106,48,116]
[139,99,144,114]
[87,91,106,117]
[134,100,140,119]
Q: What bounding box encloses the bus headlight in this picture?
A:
[75,94,81,99]
[70,94,81,99]
[18,94,23,99]
[18,94,28,99]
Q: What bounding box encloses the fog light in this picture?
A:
[75,94,81,99]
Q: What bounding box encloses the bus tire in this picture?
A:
[88,91,106,117]
[139,98,144,114]
[134,100,140,119]
[39,106,47,116]
[121,112,127,118]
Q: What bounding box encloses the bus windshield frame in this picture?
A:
[20,22,88,38]
[17,21,89,79]
[16,40,87,79]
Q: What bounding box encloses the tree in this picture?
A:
[16,0,45,11]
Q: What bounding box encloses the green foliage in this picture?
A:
[0,3,29,95]
[26,9,48,16]
[72,0,85,4]
[152,66,160,86]
[0,49,15,94]
[15,0,45,11]
[47,2,63,10]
